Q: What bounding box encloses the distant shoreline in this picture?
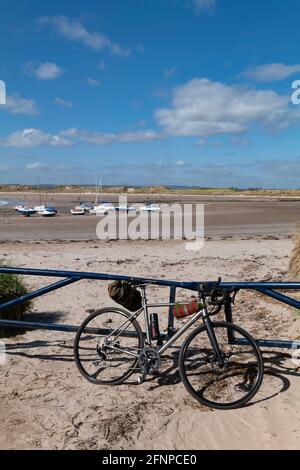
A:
[2,186,300,199]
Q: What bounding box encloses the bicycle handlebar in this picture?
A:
[209,290,228,306]
[199,277,239,307]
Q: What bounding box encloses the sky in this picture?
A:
[1,0,300,188]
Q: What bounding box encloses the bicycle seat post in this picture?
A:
[198,283,207,308]
[139,284,148,307]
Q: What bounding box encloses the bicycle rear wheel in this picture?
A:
[179,321,264,410]
[74,307,143,385]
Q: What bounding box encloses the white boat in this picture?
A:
[115,205,135,213]
[35,205,58,215]
[139,202,161,212]
[74,204,93,213]
[34,205,46,212]
[17,207,36,217]
[15,204,25,211]
[40,209,56,217]
[89,202,115,215]
[71,208,85,215]
[78,202,93,211]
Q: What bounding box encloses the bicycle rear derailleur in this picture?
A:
[137,347,161,384]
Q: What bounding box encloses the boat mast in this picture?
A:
[79,178,82,204]
[95,175,99,205]
[37,177,42,205]
[100,175,103,202]
[95,174,103,205]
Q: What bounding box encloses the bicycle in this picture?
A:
[74,279,264,410]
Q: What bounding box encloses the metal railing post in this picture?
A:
[167,287,176,338]
[224,293,235,344]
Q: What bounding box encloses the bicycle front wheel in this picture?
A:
[179,321,264,410]
[74,308,143,385]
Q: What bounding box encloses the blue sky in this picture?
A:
[1,0,300,187]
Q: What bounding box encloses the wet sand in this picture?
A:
[1,192,300,240]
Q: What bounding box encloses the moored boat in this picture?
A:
[78,202,93,212]
[71,208,85,215]
[17,207,36,217]
[35,205,58,215]
[115,205,135,213]
[139,202,161,212]
[89,202,115,215]
[40,208,57,217]
[34,205,46,212]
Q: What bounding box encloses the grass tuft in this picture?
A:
[289,231,300,280]
[0,260,32,337]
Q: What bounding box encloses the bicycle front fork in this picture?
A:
[202,310,224,366]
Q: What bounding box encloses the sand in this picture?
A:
[1,235,300,450]
[1,192,300,240]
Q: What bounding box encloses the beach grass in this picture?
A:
[289,230,300,280]
[0,260,31,337]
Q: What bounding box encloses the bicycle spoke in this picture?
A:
[180,322,263,409]
[74,308,142,385]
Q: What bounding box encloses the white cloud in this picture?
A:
[1,129,72,147]
[0,128,159,148]
[155,78,300,138]
[4,93,38,115]
[25,162,48,170]
[243,63,300,82]
[61,128,159,144]
[190,0,216,14]
[25,62,64,80]
[175,160,185,166]
[61,128,115,145]
[54,97,73,108]
[37,16,130,58]
[86,77,100,87]
[3,78,300,149]
[0,80,6,105]
[118,130,159,143]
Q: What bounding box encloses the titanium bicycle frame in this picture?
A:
[102,285,222,360]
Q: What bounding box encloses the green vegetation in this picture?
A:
[290,231,300,281]
[2,183,300,198]
[0,260,32,337]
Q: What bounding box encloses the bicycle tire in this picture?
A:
[74,307,143,385]
[179,321,264,410]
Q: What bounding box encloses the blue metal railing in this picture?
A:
[1,266,300,349]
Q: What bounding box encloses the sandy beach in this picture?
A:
[1,192,300,240]
[1,196,300,449]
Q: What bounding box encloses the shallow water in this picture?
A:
[0,199,20,207]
